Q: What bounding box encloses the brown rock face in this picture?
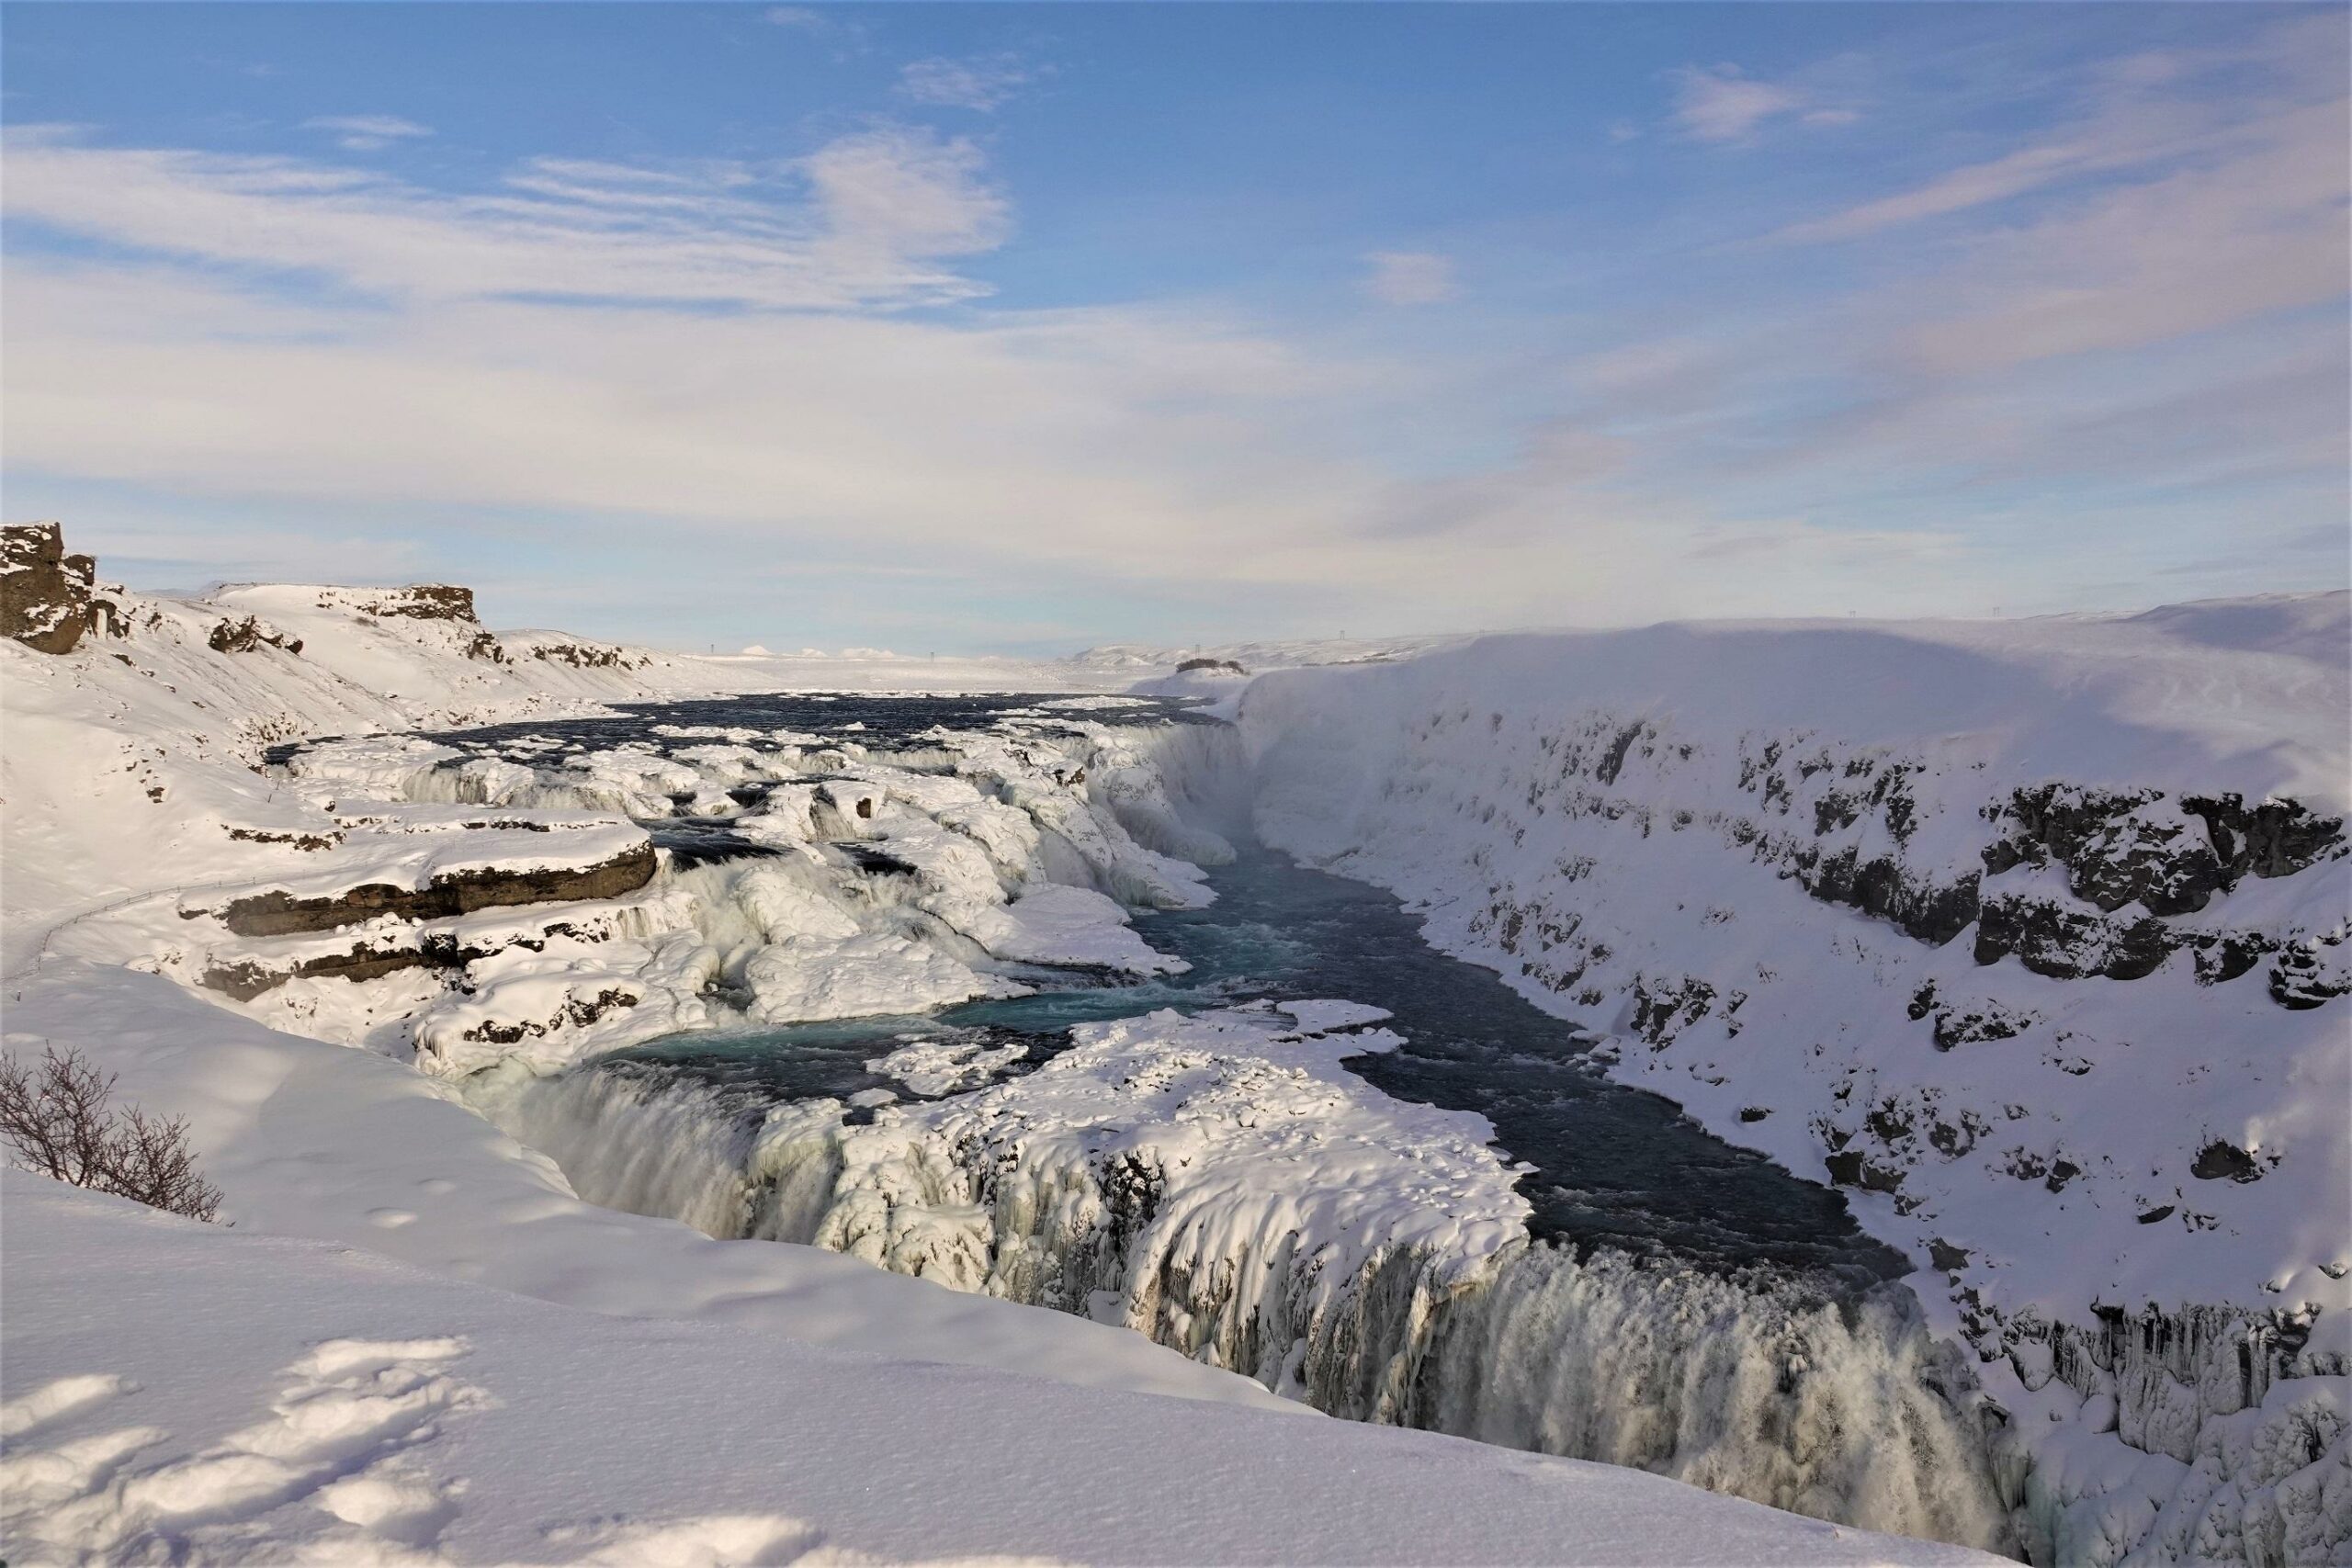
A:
[3,523,100,654]
[209,616,304,656]
[202,944,435,1001]
[216,840,658,937]
[531,641,643,670]
[356,585,479,622]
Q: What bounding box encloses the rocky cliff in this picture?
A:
[3,521,117,654]
[1233,597,2350,1563]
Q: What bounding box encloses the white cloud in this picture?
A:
[1898,97,2348,375]
[2,260,1369,581]
[763,6,866,55]
[301,114,435,152]
[1668,65,1810,143]
[898,53,1040,113]
[7,24,2339,643]
[6,243,1998,633]
[1363,251,1455,306]
[3,126,1008,310]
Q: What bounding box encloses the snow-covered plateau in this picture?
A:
[3,521,2344,1565]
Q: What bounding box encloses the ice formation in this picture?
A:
[497,1003,2010,1551]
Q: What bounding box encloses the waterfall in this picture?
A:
[472,1063,763,1239]
[479,1054,2015,1555]
[1411,1247,2004,1550]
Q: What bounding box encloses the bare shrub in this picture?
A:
[0,1044,223,1222]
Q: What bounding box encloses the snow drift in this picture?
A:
[4,1172,2004,1566]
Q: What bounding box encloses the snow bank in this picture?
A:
[1,959,1290,1412]
[3,1174,2002,1566]
[1226,594,2352,1563]
[0,570,752,976]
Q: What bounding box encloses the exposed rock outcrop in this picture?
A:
[356,584,480,622]
[215,840,657,937]
[1973,785,2345,985]
[336,584,508,660]
[528,639,649,671]
[3,522,108,654]
[203,943,434,1001]
[208,615,304,657]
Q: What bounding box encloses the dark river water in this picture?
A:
[614,843,1903,1281]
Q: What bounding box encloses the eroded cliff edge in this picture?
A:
[1235,602,2350,1565]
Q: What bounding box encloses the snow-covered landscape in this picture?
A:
[4,519,2344,1565]
[6,6,2348,1562]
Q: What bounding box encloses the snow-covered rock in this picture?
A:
[3,522,112,654]
[1226,594,2352,1563]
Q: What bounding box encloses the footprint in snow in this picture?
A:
[0,1336,481,1564]
[549,1511,1070,1567]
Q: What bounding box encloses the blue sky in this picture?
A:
[4,3,2345,653]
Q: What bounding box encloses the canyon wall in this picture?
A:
[1228,599,2349,1565]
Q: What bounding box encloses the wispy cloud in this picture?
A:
[4,14,2342,643]
[1897,97,2346,375]
[4,126,1009,310]
[898,53,1041,113]
[763,6,866,58]
[1363,252,1455,306]
[301,114,434,152]
[1668,64,1846,144]
[1770,14,2343,248]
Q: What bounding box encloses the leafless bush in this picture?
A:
[0,1044,222,1222]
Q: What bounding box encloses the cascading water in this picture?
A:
[469,1063,766,1240]
[484,1036,2009,1552]
[1410,1248,2001,1548]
